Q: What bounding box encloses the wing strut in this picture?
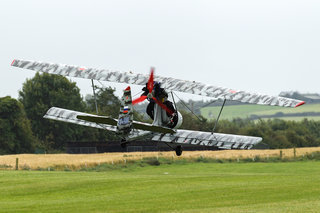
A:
[171,92,177,111]
[91,79,99,114]
[212,99,226,134]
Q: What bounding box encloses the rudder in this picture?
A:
[117,86,133,134]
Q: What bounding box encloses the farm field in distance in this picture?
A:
[1,147,320,169]
[200,103,320,121]
[1,161,320,213]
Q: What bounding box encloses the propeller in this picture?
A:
[132,95,147,105]
[152,97,174,115]
[132,68,174,116]
[147,67,154,93]
[132,67,154,105]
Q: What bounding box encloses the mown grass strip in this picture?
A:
[0,161,320,212]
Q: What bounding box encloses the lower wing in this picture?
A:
[151,130,262,149]
[44,107,261,149]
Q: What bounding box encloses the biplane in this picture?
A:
[11,59,305,155]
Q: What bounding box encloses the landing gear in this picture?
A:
[175,145,182,156]
[164,143,183,156]
[120,139,127,149]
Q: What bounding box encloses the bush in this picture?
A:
[142,157,160,166]
[21,164,31,170]
[0,164,12,169]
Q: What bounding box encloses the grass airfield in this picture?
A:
[1,160,320,212]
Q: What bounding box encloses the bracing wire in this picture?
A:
[172,92,204,122]
[132,90,144,98]
[97,80,105,88]
[194,98,219,110]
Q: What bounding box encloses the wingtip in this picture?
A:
[11,59,16,66]
[295,101,305,108]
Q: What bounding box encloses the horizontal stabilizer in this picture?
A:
[43,107,117,131]
[77,115,117,126]
[133,121,176,134]
[77,114,175,134]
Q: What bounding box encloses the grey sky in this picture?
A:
[1,0,319,100]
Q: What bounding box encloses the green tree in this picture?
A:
[179,110,209,131]
[0,96,36,154]
[86,86,121,117]
[19,73,89,151]
[85,86,152,139]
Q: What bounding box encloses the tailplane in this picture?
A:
[75,85,175,135]
[117,86,133,134]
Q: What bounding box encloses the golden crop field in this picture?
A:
[1,147,320,170]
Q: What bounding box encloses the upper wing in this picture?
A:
[12,59,305,108]
[151,129,262,150]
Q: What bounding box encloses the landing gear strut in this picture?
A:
[175,145,182,156]
[164,143,183,156]
[120,139,127,149]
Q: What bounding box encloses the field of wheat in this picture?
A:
[1,147,320,170]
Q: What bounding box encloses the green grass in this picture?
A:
[200,103,320,120]
[1,161,320,212]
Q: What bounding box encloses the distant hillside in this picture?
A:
[279,91,320,104]
[199,91,320,121]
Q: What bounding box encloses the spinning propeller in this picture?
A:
[132,68,174,116]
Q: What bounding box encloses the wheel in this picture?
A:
[175,145,182,156]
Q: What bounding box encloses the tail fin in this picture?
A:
[117,86,133,134]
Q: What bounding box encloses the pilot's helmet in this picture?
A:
[154,81,161,87]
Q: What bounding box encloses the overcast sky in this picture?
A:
[1,0,319,101]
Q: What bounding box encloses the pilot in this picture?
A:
[141,82,175,122]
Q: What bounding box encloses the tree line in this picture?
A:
[180,112,320,149]
[1,73,320,154]
[0,73,119,154]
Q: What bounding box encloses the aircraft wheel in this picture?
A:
[175,145,182,156]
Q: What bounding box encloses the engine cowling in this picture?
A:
[172,111,183,129]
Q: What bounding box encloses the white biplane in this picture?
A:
[11,59,305,155]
